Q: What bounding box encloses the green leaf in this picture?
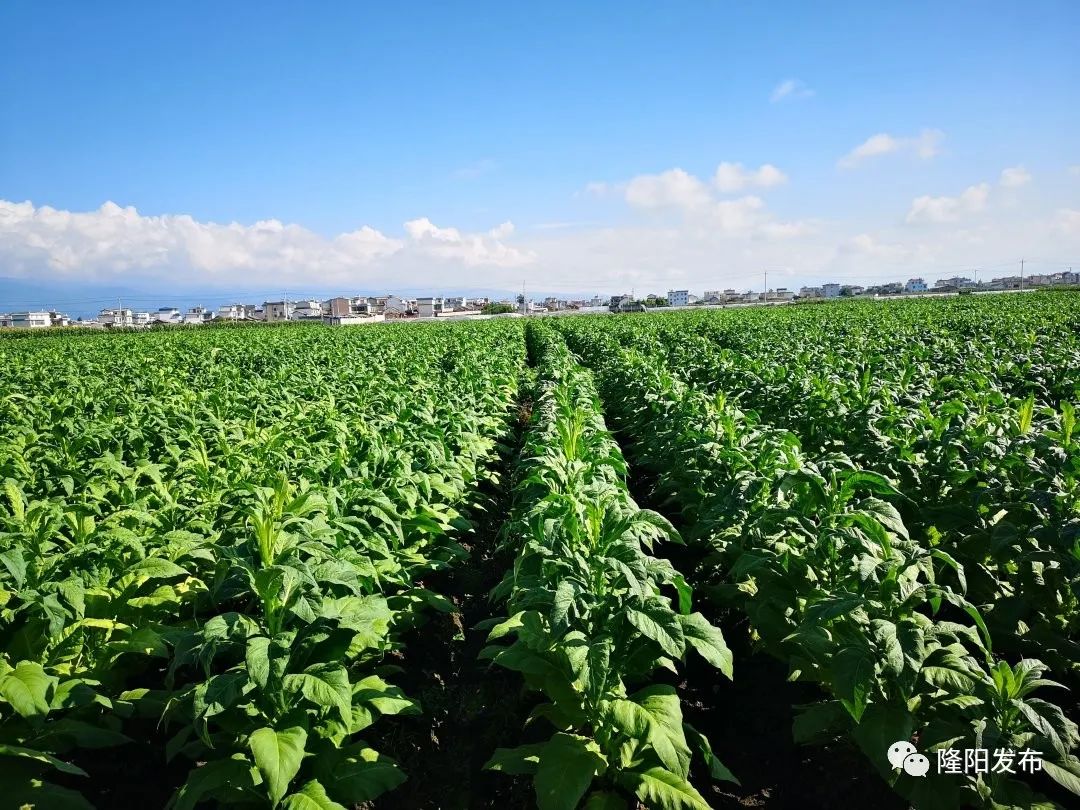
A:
[628,601,685,658]
[246,636,272,690]
[1043,758,1080,797]
[249,726,307,806]
[314,745,406,804]
[281,781,347,810]
[831,645,874,722]
[678,613,732,678]
[616,766,711,810]
[1017,392,1035,434]
[683,725,739,784]
[117,556,189,590]
[551,579,576,630]
[672,574,693,615]
[284,665,352,722]
[170,756,257,810]
[860,497,908,541]
[870,620,904,678]
[0,743,88,776]
[582,790,628,810]
[534,733,605,810]
[484,742,547,775]
[0,660,55,719]
[607,685,691,778]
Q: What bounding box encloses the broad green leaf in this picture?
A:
[831,646,874,722]
[484,742,547,775]
[314,745,406,804]
[616,766,711,810]
[284,665,352,722]
[1043,758,1080,797]
[249,726,307,806]
[171,756,258,810]
[534,733,605,810]
[246,636,272,690]
[0,660,55,719]
[870,620,904,678]
[619,685,692,778]
[627,601,685,659]
[678,612,732,678]
[281,780,347,810]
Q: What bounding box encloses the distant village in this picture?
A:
[1,269,1076,329]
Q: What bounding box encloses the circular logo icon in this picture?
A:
[903,753,930,777]
[888,740,917,769]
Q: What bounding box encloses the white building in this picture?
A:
[290,300,323,319]
[667,289,690,307]
[822,283,841,299]
[99,308,134,327]
[183,306,211,325]
[154,307,181,324]
[799,286,823,298]
[7,311,52,328]
[417,297,444,318]
[216,304,249,320]
[132,312,152,326]
[904,278,928,293]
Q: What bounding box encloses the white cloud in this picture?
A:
[402,217,532,266]
[906,183,990,224]
[0,200,531,287]
[608,164,803,239]
[838,129,944,169]
[713,162,788,192]
[1000,166,1032,187]
[840,233,911,261]
[624,169,712,211]
[770,78,814,102]
[1054,208,1080,235]
[757,220,817,240]
[1069,166,1080,177]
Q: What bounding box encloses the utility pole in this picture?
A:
[763,269,768,304]
[1019,259,1025,292]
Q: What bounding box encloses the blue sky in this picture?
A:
[1,1,1078,303]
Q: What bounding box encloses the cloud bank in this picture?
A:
[0,200,532,288]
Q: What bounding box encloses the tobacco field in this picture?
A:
[0,293,1078,810]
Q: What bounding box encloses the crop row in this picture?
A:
[557,319,1080,810]
[479,322,736,809]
